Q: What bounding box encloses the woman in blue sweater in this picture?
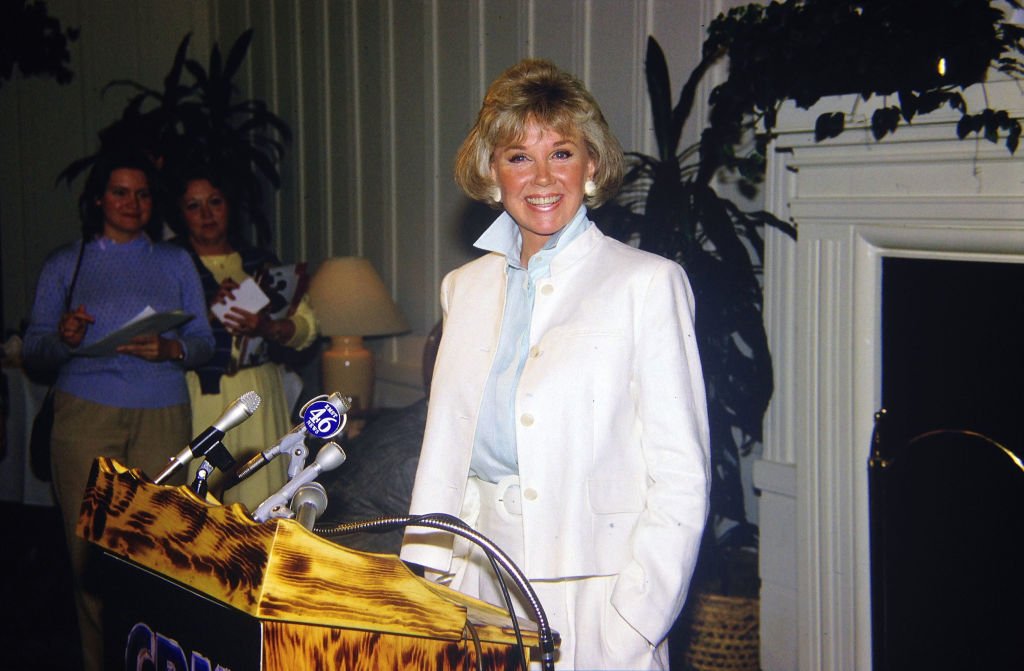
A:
[23,150,214,671]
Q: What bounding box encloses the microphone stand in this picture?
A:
[291,482,328,529]
[315,512,555,671]
[187,441,236,498]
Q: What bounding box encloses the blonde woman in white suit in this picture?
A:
[401,59,710,670]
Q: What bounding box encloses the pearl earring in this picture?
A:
[584,179,597,197]
[490,186,502,203]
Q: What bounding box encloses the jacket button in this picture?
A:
[529,345,541,358]
[540,284,554,295]
[523,488,538,501]
[520,413,534,427]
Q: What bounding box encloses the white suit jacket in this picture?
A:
[401,223,710,645]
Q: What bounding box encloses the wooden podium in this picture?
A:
[77,457,540,670]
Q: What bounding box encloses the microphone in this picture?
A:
[222,392,351,491]
[291,482,328,530]
[251,441,346,522]
[152,391,262,485]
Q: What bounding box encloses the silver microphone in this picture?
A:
[153,391,261,484]
[222,392,351,491]
[251,442,346,522]
[291,482,329,530]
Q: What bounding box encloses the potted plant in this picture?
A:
[596,2,1023,667]
[57,29,291,246]
[595,34,791,671]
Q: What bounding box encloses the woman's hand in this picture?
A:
[221,306,262,337]
[116,334,182,362]
[59,305,95,348]
[212,278,240,305]
[223,306,295,344]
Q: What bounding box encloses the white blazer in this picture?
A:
[401,223,710,645]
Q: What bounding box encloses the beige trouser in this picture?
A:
[451,476,668,670]
[50,391,189,671]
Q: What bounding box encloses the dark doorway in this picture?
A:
[870,257,1024,670]
[881,257,1024,444]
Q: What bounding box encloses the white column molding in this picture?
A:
[759,77,1024,670]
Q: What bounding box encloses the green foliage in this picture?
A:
[600,1,1023,597]
[0,1,77,89]
[705,0,1024,155]
[596,37,796,596]
[58,30,291,246]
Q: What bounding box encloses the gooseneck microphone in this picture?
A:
[152,391,262,485]
[251,442,346,522]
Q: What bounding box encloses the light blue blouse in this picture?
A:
[468,205,590,482]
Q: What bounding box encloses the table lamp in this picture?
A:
[307,257,409,416]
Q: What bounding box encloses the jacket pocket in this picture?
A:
[587,479,644,514]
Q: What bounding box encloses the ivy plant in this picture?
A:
[705,0,1024,166]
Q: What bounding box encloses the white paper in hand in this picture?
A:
[210,277,271,324]
[74,306,194,357]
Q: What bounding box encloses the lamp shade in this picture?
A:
[307,257,409,336]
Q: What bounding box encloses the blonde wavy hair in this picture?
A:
[454,59,624,209]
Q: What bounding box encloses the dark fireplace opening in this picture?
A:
[870,257,1024,671]
[882,257,1024,444]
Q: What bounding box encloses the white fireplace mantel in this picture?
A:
[756,78,1024,671]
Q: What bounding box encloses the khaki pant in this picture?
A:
[50,391,189,671]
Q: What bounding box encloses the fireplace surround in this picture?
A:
[754,78,1024,671]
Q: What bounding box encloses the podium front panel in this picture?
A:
[104,553,262,671]
[81,459,543,670]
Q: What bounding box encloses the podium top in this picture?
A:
[77,457,537,646]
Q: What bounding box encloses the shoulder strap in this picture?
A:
[65,239,86,312]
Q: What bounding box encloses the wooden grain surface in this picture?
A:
[263,620,528,671]
[77,457,539,649]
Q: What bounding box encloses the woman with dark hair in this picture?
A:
[400,60,710,669]
[23,150,215,671]
[173,166,318,508]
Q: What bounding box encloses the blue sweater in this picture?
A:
[23,236,215,409]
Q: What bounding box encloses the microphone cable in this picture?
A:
[315,512,555,671]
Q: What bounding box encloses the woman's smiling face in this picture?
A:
[99,168,152,243]
[490,120,595,263]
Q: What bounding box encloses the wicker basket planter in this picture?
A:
[683,593,760,671]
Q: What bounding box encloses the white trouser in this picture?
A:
[450,476,668,670]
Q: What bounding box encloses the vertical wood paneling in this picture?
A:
[649,0,709,157]
[243,1,282,247]
[273,5,303,259]
[0,0,211,331]
[434,1,480,316]
[0,77,30,327]
[326,4,359,258]
[78,2,141,134]
[585,1,644,152]
[296,1,328,265]
[4,0,717,392]
[390,2,431,333]
[530,1,581,72]
[355,1,387,262]
[481,0,527,84]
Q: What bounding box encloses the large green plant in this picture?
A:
[58,30,291,246]
[703,0,1024,166]
[599,2,1023,599]
[597,37,795,596]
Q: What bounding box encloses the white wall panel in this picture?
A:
[3,0,715,394]
[1,0,211,332]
